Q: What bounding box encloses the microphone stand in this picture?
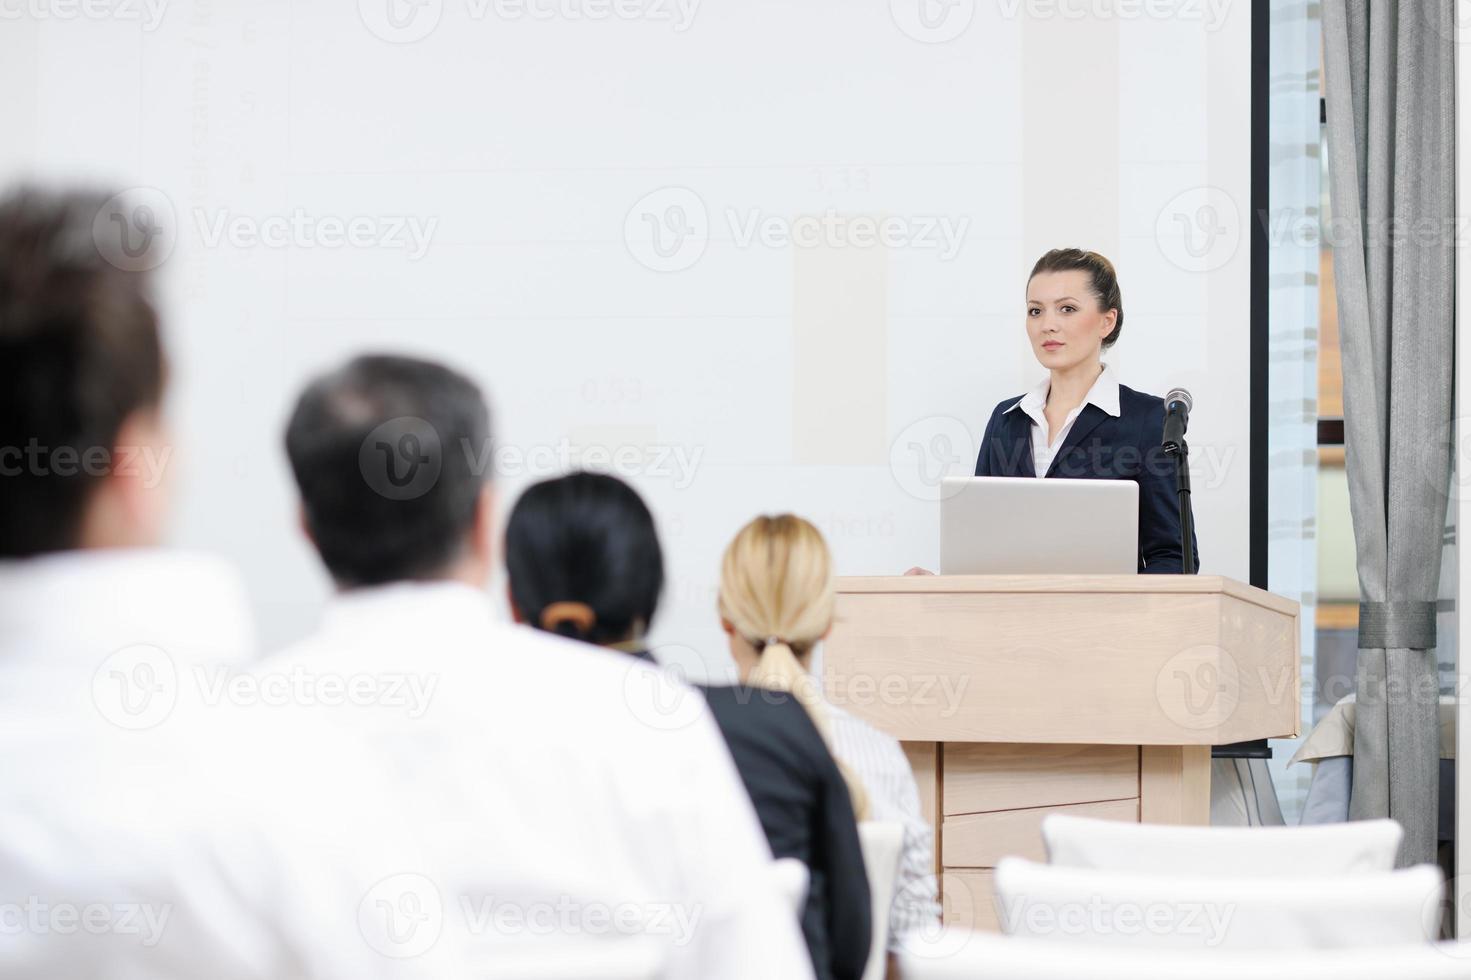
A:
[1162,436,1196,575]
[1169,435,1270,763]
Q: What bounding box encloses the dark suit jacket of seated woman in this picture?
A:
[973,375,1198,574]
[698,684,871,980]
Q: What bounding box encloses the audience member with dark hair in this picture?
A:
[0,187,167,557]
[272,361,813,979]
[0,185,439,979]
[286,354,494,587]
[505,471,872,980]
[504,470,663,654]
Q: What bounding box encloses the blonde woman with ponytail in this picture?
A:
[720,515,942,961]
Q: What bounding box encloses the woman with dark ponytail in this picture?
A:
[504,470,664,655]
[503,473,872,980]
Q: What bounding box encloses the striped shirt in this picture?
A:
[825,702,942,949]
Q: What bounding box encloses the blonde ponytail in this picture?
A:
[718,515,870,820]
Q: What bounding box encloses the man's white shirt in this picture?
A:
[263,580,815,980]
[0,549,441,980]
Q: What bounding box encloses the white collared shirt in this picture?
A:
[265,581,814,980]
[825,702,942,949]
[1004,363,1123,477]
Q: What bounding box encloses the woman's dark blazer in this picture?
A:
[698,685,871,980]
[973,383,1199,574]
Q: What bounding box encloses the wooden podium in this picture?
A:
[821,575,1300,931]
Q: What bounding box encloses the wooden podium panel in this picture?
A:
[825,576,1299,932]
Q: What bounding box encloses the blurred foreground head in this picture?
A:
[0,186,170,558]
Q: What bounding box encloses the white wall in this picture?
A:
[1,0,1252,677]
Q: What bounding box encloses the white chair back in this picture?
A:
[1042,814,1403,876]
[897,931,1471,980]
[770,857,810,918]
[857,821,904,980]
[994,857,1442,950]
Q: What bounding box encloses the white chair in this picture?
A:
[770,857,810,918]
[857,821,904,980]
[993,857,1442,950]
[1041,814,1403,876]
[897,930,1471,980]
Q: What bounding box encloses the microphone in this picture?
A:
[1162,387,1192,452]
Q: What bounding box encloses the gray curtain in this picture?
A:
[1322,1,1454,867]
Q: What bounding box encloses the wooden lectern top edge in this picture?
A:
[834,575,1299,617]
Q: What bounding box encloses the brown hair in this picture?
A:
[1029,248,1123,349]
[0,187,166,557]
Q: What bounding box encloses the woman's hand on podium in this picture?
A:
[902,567,935,576]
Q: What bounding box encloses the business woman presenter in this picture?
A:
[973,248,1197,574]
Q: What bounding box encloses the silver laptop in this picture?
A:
[939,476,1139,574]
